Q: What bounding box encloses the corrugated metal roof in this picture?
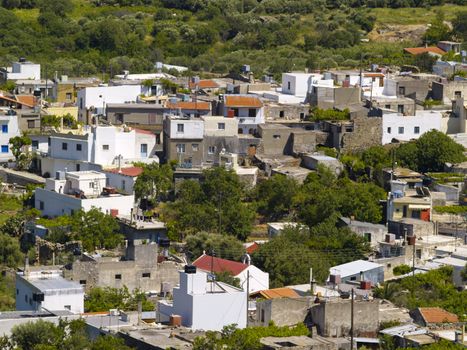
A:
[330,260,383,277]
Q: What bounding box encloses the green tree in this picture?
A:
[423,13,451,44]
[452,11,467,42]
[85,286,153,312]
[215,271,241,288]
[255,175,299,221]
[91,336,134,350]
[185,232,245,261]
[414,130,465,172]
[70,208,122,252]
[0,233,23,268]
[134,162,173,205]
[9,135,32,169]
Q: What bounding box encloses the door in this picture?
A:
[140,144,148,158]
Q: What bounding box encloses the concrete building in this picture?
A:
[1,59,41,81]
[281,72,317,97]
[163,114,204,167]
[432,80,467,105]
[202,116,239,164]
[221,95,264,134]
[328,260,384,286]
[387,185,432,222]
[16,267,84,314]
[382,110,442,144]
[105,103,165,136]
[158,267,247,331]
[0,113,20,162]
[433,61,467,78]
[40,125,158,176]
[34,170,135,217]
[338,217,387,248]
[14,79,53,98]
[309,84,361,109]
[102,166,143,194]
[52,76,101,104]
[267,222,304,237]
[77,85,143,123]
[368,96,416,116]
[301,154,343,175]
[383,75,434,102]
[308,299,380,338]
[68,217,181,293]
[166,101,212,118]
[193,254,269,293]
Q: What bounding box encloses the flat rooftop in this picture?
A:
[330,260,383,277]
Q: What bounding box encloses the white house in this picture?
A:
[281,73,317,97]
[267,222,304,238]
[16,267,84,314]
[40,125,157,176]
[382,110,442,144]
[0,113,20,162]
[328,260,384,286]
[222,95,264,134]
[2,59,41,81]
[102,166,143,194]
[193,254,269,293]
[158,267,246,331]
[77,85,143,123]
[35,170,135,217]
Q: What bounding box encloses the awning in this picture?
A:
[408,204,430,210]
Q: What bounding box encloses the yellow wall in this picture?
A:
[44,106,78,119]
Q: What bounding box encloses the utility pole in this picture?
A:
[412,236,416,296]
[350,288,354,350]
[246,270,250,327]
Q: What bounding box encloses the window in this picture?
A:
[399,86,405,95]
[176,144,185,153]
[76,143,82,151]
[233,108,239,117]
[455,91,462,98]
[142,272,151,278]
[62,142,68,150]
[300,112,305,120]
[287,81,291,90]
[79,280,86,285]
[261,309,265,323]
[192,143,199,152]
[397,105,404,113]
[414,126,420,134]
[208,146,216,154]
[273,134,281,139]
[387,127,391,134]
[279,111,284,118]
[32,140,38,150]
[28,120,35,129]
[115,274,122,280]
[64,305,71,310]
[102,144,109,151]
[248,109,256,118]
[116,113,124,123]
[66,93,72,100]
[385,104,391,109]
[16,289,18,295]
[1,145,8,153]
[140,143,148,157]
[76,164,80,171]
[89,182,94,189]
[79,98,83,109]
[177,123,184,133]
[218,122,225,130]
[39,201,44,210]
[122,180,126,190]
[364,233,372,242]
[398,127,404,134]
[350,276,357,281]
[1,125,7,133]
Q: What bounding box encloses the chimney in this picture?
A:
[24,257,30,278]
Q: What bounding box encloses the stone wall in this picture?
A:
[264,104,309,121]
[309,300,379,338]
[340,115,382,152]
[254,297,313,327]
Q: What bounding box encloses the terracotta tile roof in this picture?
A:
[246,242,260,254]
[250,287,299,300]
[15,95,36,108]
[134,128,154,135]
[166,101,211,111]
[189,79,219,89]
[404,47,446,56]
[0,94,34,108]
[364,73,385,78]
[193,254,248,276]
[104,166,143,177]
[418,307,459,323]
[224,95,263,108]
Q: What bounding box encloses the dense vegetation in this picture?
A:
[84,286,153,312]
[0,1,465,79]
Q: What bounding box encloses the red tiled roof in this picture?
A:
[16,95,35,108]
[364,73,385,78]
[224,96,263,108]
[104,166,143,177]
[134,128,154,135]
[193,254,248,276]
[250,287,299,300]
[418,307,459,323]
[404,47,446,56]
[189,79,219,89]
[246,242,260,254]
[0,94,34,108]
[166,101,211,111]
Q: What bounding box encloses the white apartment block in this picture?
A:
[0,113,20,162]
